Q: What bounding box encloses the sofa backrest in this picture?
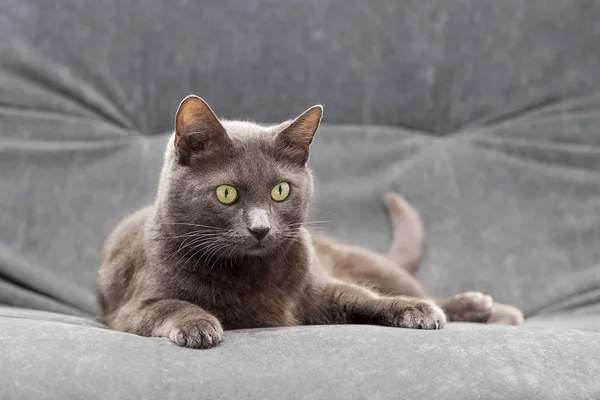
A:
[2,0,599,134]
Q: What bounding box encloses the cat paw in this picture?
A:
[385,299,446,330]
[169,316,224,349]
[487,303,524,325]
[442,291,494,323]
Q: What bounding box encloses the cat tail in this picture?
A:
[383,192,424,275]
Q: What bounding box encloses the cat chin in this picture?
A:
[229,241,283,258]
[225,236,296,258]
[242,248,272,257]
[238,244,276,257]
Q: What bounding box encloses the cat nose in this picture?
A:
[248,226,270,241]
[246,208,271,241]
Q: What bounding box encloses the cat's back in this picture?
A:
[97,206,153,317]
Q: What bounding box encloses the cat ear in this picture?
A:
[174,95,228,162]
[275,105,323,165]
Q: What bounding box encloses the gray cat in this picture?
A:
[96,95,523,349]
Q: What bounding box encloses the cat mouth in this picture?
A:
[234,236,280,255]
[243,240,278,255]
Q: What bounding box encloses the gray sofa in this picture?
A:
[1,1,599,398]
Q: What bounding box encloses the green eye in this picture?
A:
[271,182,290,202]
[216,185,238,204]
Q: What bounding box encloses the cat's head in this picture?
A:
[157,95,322,258]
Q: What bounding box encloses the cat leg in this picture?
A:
[317,238,523,325]
[109,298,224,348]
[436,292,494,323]
[384,192,524,325]
[301,279,446,329]
[488,303,524,325]
[314,235,426,298]
[436,293,524,325]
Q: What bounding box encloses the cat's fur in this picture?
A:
[97,95,523,349]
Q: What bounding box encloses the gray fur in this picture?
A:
[96,95,522,349]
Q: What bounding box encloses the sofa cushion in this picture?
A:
[1,307,599,400]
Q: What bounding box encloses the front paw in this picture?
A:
[169,316,224,349]
[381,299,446,330]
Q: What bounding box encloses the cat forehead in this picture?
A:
[220,119,283,139]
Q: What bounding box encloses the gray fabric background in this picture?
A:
[1,0,599,398]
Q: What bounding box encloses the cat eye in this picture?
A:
[271,182,290,202]
[215,185,238,204]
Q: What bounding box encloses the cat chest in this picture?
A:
[200,285,302,330]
